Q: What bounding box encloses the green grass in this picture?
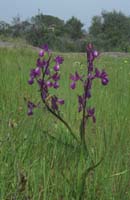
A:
[0,47,130,199]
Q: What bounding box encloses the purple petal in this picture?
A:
[70,82,76,89]
[93,50,99,57]
[27,101,36,116]
[85,89,91,98]
[28,109,33,116]
[52,73,60,81]
[30,69,35,78]
[39,50,44,57]
[88,63,93,72]
[57,99,64,105]
[78,95,84,105]
[35,67,41,76]
[37,58,44,68]
[45,68,50,75]
[42,90,47,100]
[53,82,59,89]
[87,108,95,117]
[51,96,58,110]
[41,44,49,52]
[54,64,60,71]
[78,95,84,112]
[75,71,81,81]
[46,81,53,88]
[28,78,34,85]
[54,56,64,64]
[95,68,100,77]
[102,78,109,85]
[70,72,81,81]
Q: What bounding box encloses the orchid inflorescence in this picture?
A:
[27,44,64,116]
[70,43,109,130]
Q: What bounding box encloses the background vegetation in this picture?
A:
[1,10,130,52]
[0,47,130,199]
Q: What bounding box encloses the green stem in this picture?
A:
[43,98,79,143]
[79,156,104,200]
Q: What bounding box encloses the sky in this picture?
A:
[0,0,130,29]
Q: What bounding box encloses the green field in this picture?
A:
[0,47,130,200]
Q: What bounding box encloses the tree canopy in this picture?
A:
[89,10,130,51]
[1,11,130,52]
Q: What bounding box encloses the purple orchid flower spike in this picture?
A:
[27,44,80,143]
[86,43,99,73]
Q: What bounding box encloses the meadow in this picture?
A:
[0,47,130,200]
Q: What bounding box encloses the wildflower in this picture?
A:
[53,82,59,89]
[70,43,108,137]
[54,56,64,64]
[39,50,44,57]
[70,71,82,89]
[93,50,99,57]
[37,58,46,68]
[54,64,60,71]
[41,44,49,52]
[78,95,84,112]
[28,78,34,85]
[46,81,53,88]
[52,73,60,81]
[87,108,96,123]
[95,69,109,85]
[70,71,81,81]
[27,101,37,116]
[86,43,99,73]
[57,98,64,105]
[70,81,76,89]
[28,67,41,84]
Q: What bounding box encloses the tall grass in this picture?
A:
[0,47,130,199]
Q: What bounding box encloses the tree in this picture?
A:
[89,10,130,51]
[65,16,84,39]
[0,21,10,35]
